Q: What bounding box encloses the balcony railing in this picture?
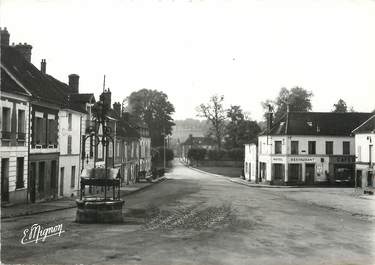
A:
[1,131,11,140]
[17,132,26,141]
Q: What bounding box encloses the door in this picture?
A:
[356,170,362,188]
[305,164,315,185]
[60,167,64,196]
[1,158,9,202]
[30,162,36,203]
[51,161,57,199]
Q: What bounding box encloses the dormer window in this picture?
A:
[307,122,313,127]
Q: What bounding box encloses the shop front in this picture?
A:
[329,155,355,185]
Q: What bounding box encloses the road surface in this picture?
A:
[1,161,374,265]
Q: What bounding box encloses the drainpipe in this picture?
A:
[78,115,82,196]
[26,102,31,204]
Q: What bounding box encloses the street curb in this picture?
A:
[228,178,300,189]
[183,163,301,189]
[185,165,229,179]
[1,177,167,219]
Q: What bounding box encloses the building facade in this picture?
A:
[248,111,372,185]
[244,144,257,181]
[352,115,375,190]
[0,62,31,204]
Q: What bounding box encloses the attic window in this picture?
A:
[307,122,313,127]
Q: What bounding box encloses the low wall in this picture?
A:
[192,160,243,167]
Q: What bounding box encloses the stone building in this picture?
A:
[246,111,372,185]
[1,28,30,204]
[352,114,375,190]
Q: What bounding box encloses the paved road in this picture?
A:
[1,161,374,265]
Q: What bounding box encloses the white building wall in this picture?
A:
[355,133,375,163]
[0,94,29,203]
[58,110,83,197]
[244,144,257,181]
[258,134,356,184]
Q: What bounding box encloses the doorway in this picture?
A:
[60,167,64,196]
[30,162,36,203]
[305,164,315,185]
[1,158,9,202]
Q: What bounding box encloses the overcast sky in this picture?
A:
[1,0,374,121]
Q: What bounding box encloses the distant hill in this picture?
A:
[171,119,210,142]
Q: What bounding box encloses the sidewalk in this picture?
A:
[1,177,166,219]
[229,178,375,220]
[229,177,300,188]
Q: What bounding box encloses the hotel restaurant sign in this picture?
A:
[271,155,355,164]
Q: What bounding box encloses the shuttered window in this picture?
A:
[67,135,72,154]
[48,119,58,145]
[17,110,25,133]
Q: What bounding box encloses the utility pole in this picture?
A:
[163,128,166,170]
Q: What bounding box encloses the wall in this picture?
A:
[59,156,79,197]
[355,133,375,164]
[0,94,29,204]
[258,135,355,156]
[244,144,257,181]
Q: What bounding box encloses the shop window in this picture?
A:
[291,141,299,155]
[288,164,302,181]
[343,141,350,155]
[367,172,373,187]
[273,164,284,180]
[325,141,333,155]
[275,141,282,154]
[308,141,316,155]
[16,157,24,189]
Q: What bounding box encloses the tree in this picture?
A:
[197,95,227,150]
[332,99,348,113]
[225,105,261,149]
[126,89,175,147]
[187,148,207,165]
[262,87,313,121]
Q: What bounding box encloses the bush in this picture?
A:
[207,150,226,161]
[187,148,207,161]
[152,147,174,163]
[227,148,244,161]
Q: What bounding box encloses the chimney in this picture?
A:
[40,59,46,74]
[14,42,32,62]
[68,74,79,93]
[113,102,122,117]
[0,27,10,46]
[266,105,273,133]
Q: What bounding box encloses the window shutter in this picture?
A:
[41,118,47,145]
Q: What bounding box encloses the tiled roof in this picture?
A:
[70,93,95,103]
[261,112,373,137]
[1,46,91,114]
[352,115,375,134]
[0,68,29,96]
